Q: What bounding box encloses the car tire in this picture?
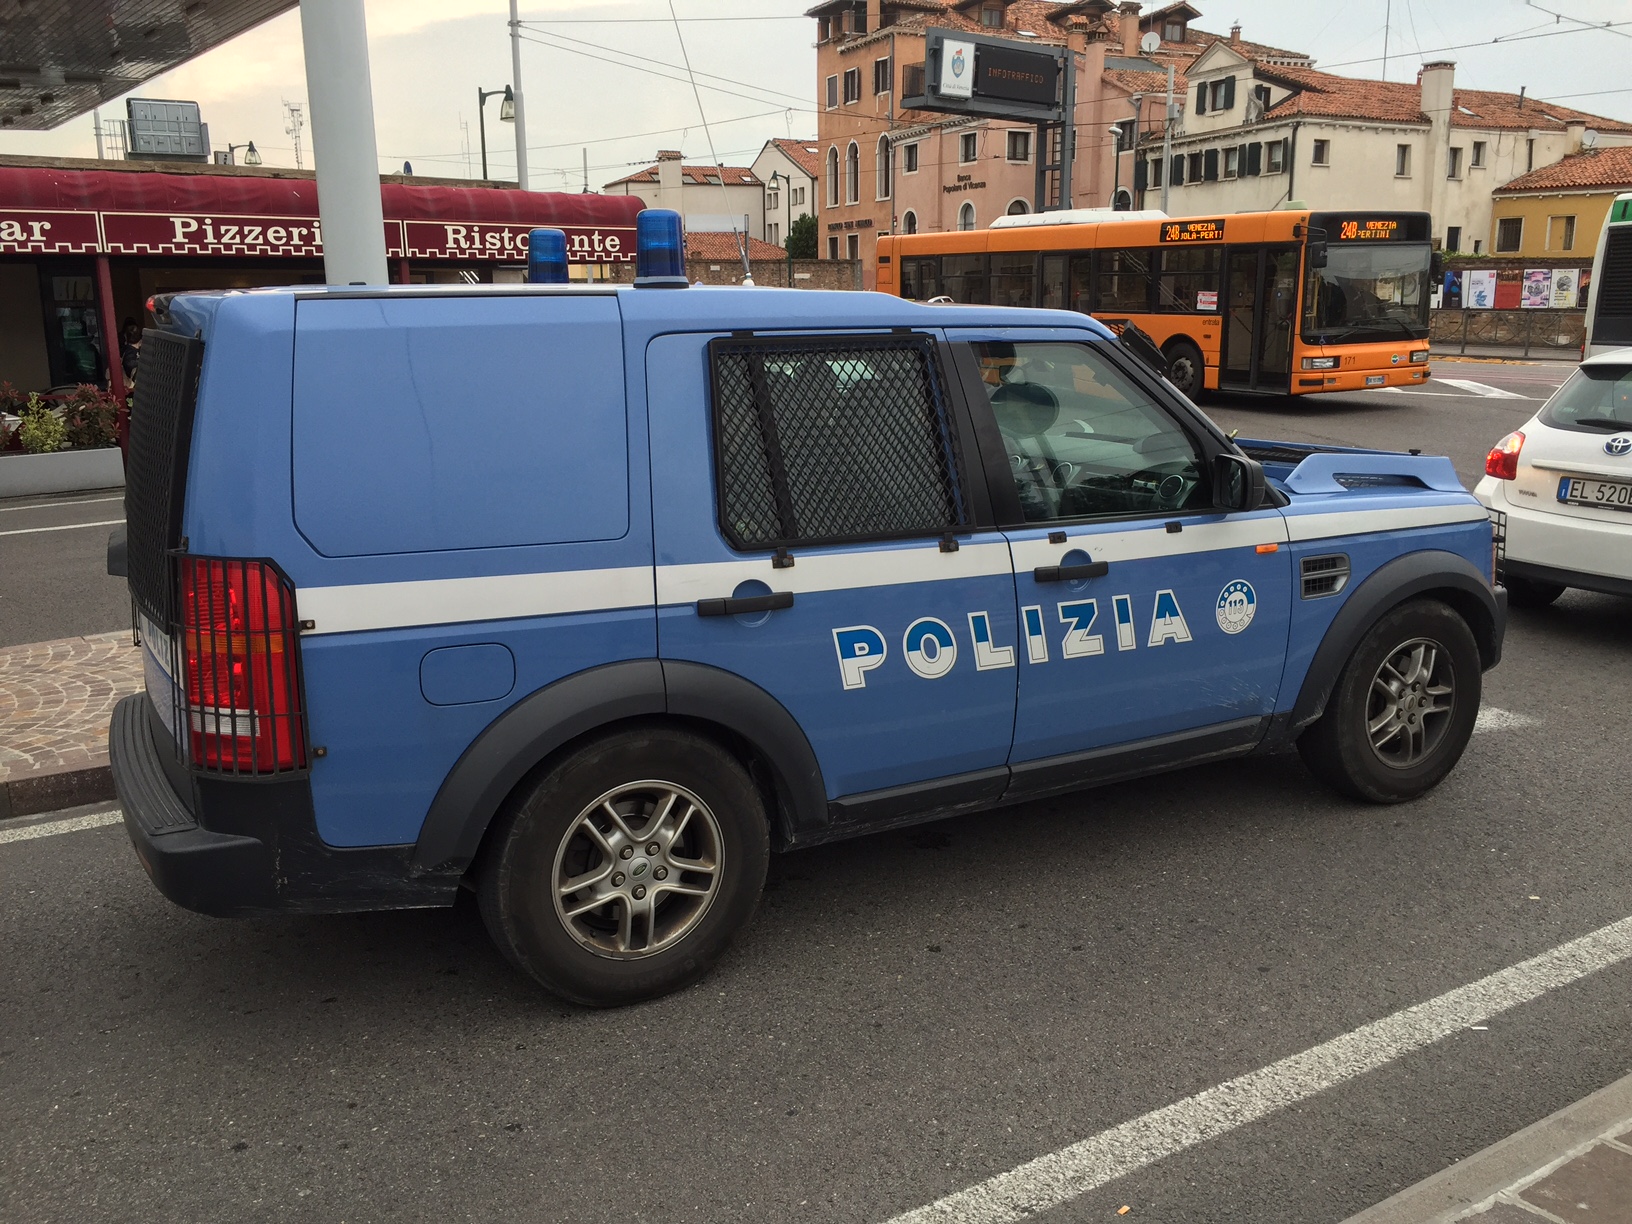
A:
[1503,574,1565,609]
[1297,598,1482,804]
[477,726,770,1007]
[1164,339,1206,399]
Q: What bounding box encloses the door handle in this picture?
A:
[696,591,795,617]
[1033,561,1109,583]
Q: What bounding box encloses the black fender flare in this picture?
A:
[411,660,827,873]
[1288,549,1505,733]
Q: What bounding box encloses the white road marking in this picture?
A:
[0,518,124,539]
[1432,378,1531,400]
[884,917,1632,1224]
[0,495,123,513]
[1474,707,1540,734]
[0,809,123,845]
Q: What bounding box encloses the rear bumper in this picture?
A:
[109,694,458,916]
[1477,480,1632,595]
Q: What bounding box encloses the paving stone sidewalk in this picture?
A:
[0,631,142,816]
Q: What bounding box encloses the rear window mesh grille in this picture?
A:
[709,334,967,550]
[125,330,203,622]
[1300,553,1351,599]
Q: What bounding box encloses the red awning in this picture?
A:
[0,165,647,262]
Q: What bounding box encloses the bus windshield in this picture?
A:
[1302,242,1431,344]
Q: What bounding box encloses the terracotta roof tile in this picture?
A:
[606,163,761,188]
[685,231,787,261]
[1498,145,1632,192]
[770,138,822,178]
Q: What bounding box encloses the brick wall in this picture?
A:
[609,259,863,289]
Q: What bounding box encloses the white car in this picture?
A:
[1475,350,1632,607]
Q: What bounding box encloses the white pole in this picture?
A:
[299,0,389,285]
[509,0,530,190]
[93,107,105,159]
[1161,64,1174,215]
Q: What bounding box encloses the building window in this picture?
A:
[1186,151,1203,182]
[1164,19,1185,40]
[958,201,976,231]
[1007,130,1031,162]
[903,210,918,235]
[1526,137,1535,172]
[1007,198,1029,215]
[1311,139,1330,166]
[1252,83,1271,110]
[828,235,840,259]
[826,75,838,109]
[1224,146,1239,179]
[1548,215,1577,251]
[792,186,805,206]
[1206,77,1235,111]
[1445,226,1461,253]
[1148,157,1163,188]
[1114,119,1135,152]
[1471,140,1487,168]
[960,131,978,163]
[1447,146,1463,179]
[768,222,780,246]
[876,135,892,200]
[873,56,892,95]
[981,4,1004,27]
[1266,140,1286,173]
[903,142,920,173]
[818,16,832,42]
[845,141,860,204]
[766,190,780,210]
[1395,144,1411,177]
[1496,217,1523,253]
[826,146,839,207]
[847,233,860,259]
[843,68,861,104]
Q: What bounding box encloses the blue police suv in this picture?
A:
[109,217,1504,1006]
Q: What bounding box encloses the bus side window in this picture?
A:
[1097,248,1155,313]
[1156,247,1222,314]
[1069,253,1094,313]
[1041,255,1067,310]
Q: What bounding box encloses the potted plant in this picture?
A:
[0,383,126,498]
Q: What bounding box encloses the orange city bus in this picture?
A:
[876,208,1438,398]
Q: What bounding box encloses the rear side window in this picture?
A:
[292,296,628,557]
[1540,365,1632,433]
[709,334,966,549]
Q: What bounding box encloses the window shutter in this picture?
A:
[1171,155,1185,185]
[1246,143,1262,175]
[1195,84,1207,115]
[1204,148,1219,181]
[1222,76,1236,109]
[1134,159,1148,190]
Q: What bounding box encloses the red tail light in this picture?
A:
[178,557,307,773]
[1485,431,1525,481]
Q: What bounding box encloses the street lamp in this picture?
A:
[767,170,790,246]
[1128,93,1145,206]
[1107,125,1124,209]
[477,84,514,181]
[225,141,262,166]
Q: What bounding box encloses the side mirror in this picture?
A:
[1307,241,1328,270]
[1214,453,1266,512]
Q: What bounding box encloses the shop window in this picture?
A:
[1496,217,1523,253]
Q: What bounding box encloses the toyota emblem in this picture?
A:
[1606,435,1632,457]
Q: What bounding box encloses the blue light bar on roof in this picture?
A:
[527,228,570,284]
[634,209,689,288]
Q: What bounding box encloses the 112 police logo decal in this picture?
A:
[1215,580,1257,635]
[833,589,1220,689]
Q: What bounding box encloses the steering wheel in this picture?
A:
[1128,461,1198,511]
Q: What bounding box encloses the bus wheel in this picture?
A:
[1164,340,1205,398]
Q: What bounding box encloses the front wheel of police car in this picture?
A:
[1297,599,1482,803]
[477,727,771,1007]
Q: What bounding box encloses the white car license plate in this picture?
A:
[1558,475,1632,512]
[1365,374,1386,386]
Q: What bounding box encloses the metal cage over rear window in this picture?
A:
[125,330,203,624]
[708,333,968,550]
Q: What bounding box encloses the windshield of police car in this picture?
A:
[1302,242,1431,343]
[971,341,1209,522]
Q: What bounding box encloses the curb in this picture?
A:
[0,763,115,822]
[1339,1070,1632,1224]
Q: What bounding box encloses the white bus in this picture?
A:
[1585,191,1632,357]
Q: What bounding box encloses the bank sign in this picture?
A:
[0,208,636,263]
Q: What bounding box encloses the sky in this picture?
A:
[1,0,1628,187]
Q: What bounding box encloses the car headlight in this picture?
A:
[1301,356,1339,370]
[1409,350,1429,363]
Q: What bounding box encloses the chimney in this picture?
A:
[866,0,881,34]
[1567,119,1586,153]
[1119,1,1141,57]
[657,149,683,201]
[1229,22,1241,44]
[1419,60,1455,124]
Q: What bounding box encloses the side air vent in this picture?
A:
[1301,553,1351,599]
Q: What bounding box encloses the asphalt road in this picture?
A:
[9,358,1632,1224]
[0,488,128,647]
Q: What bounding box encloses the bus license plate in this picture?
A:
[1558,476,1632,512]
[1365,375,1386,386]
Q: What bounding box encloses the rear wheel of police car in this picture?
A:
[1297,598,1481,803]
[478,727,770,1007]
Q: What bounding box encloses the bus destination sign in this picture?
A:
[1160,219,1225,244]
[1338,218,1401,241]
